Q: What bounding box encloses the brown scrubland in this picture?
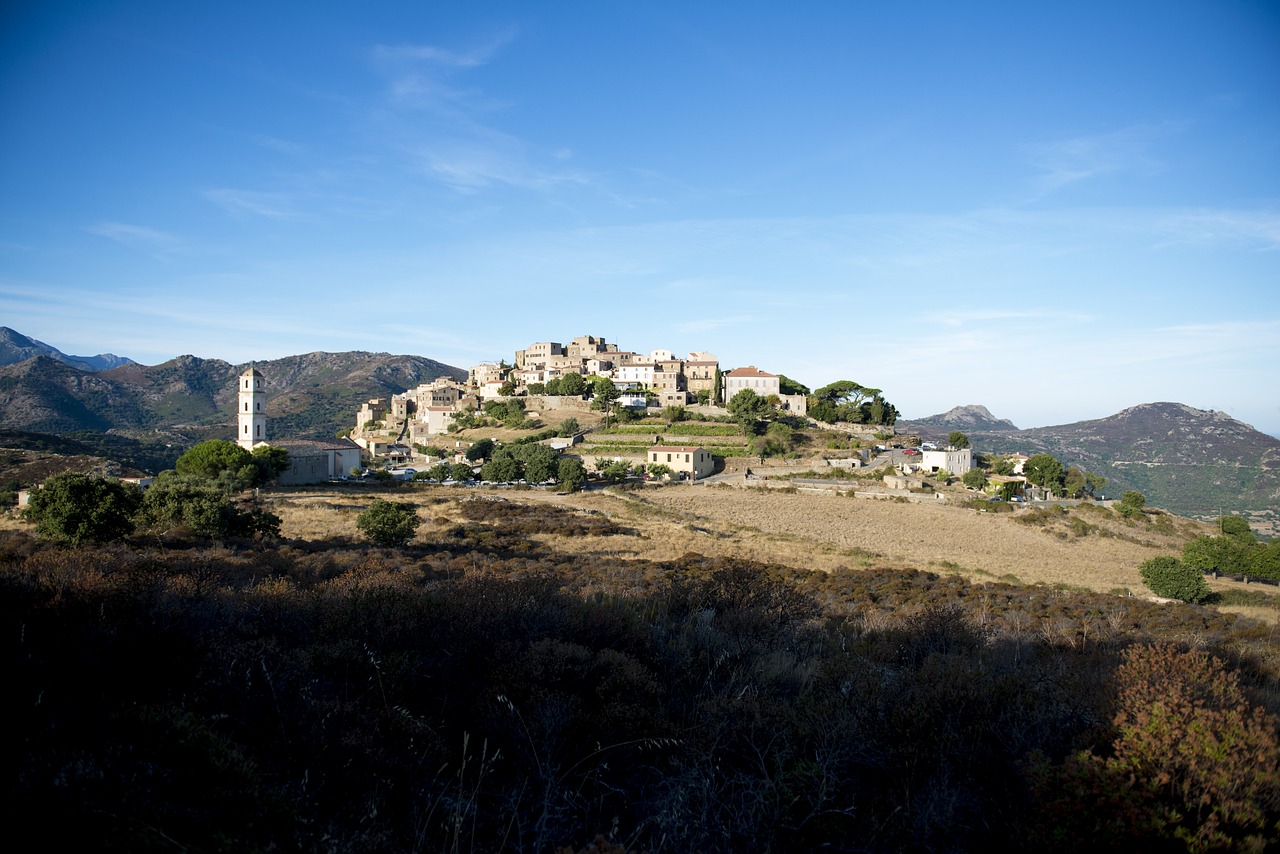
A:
[5,480,1279,851]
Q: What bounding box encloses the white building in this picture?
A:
[921,447,973,476]
[722,366,780,401]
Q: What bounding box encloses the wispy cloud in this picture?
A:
[85,221,180,251]
[368,29,597,198]
[250,134,306,156]
[203,188,301,220]
[416,137,587,193]
[1026,124,1174,195]
[1149,209,1280,251]
[373,29,517,70]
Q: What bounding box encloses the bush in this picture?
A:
[23,472,143,544]
[1140,555,1210,603]
[140,476,280,540]
[1117,490,1147,518]
[557,458,587,492]
[355,499,420,546]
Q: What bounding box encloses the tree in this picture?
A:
[591,377,621,427]
[465,439,495,462]
[1023,453,1065,494]
[509,443,558,483]
[962,468,987,490]
[1118,490,1146,518]
[356,499,420,547]
[662,405,687,423]
[424,462,452,482]
[250,445,290,483]
[1140,555,1211,603]
[559,372,586,396]
[947,431,970,449]
[23,472,142,545]
[1220,515,1255,541]
[499,378,517,396]
[991,456,1017,476]
[777,374,810,396]
[647,463,674,480]
[175,440,253,484]
[557,418,579,437]
[450,463,475,482]
[557,457,587,492]
[727,389,769,435]
[140,475,280,540]
[480,449,520,483]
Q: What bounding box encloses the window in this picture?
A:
[244,402,248,412]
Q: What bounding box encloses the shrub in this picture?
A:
[23,472,143,544]
[557,458,587,492]
[355,499,420,546]
[1117,490,1147,518]
[1139,555,1210,603]
[140,476,280,540]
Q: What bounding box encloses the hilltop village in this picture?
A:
[300,333,1006,496]
[353,333,804,445]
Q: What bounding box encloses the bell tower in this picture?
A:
[237,366,266,449]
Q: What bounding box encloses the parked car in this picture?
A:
[903,449,921,456]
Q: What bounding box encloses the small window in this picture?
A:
[244,402,248,412]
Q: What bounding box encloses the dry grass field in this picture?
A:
[250,480,1280,624]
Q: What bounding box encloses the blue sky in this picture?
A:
[3,1,1278,434]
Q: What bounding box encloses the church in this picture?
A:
[236,366,363,485]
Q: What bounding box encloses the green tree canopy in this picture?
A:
[480,449,521,483]
[176,440,255,486]
[557,457,587,492]
[559,373,586,396]
[1023,454,1065,493]
[947,431,970,449]
[250,445,290,483]
[727,388,770,434]
[778,374,810,396]
[465,438,495,462]
[140,475,280,540]
[23,472,143,545]
[962,468,987,490]
[450,463,476,482]
[356,499,420,547]
[1220,515,1255,541]
[1140,555,1211,603]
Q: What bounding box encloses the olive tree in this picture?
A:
[23,472,143,544]
[1140,556,1211,604]
[356,499,420,546]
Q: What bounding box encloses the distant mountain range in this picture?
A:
[898,403,1280,519]
[0,348,464,443]
[0,326,137,372]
